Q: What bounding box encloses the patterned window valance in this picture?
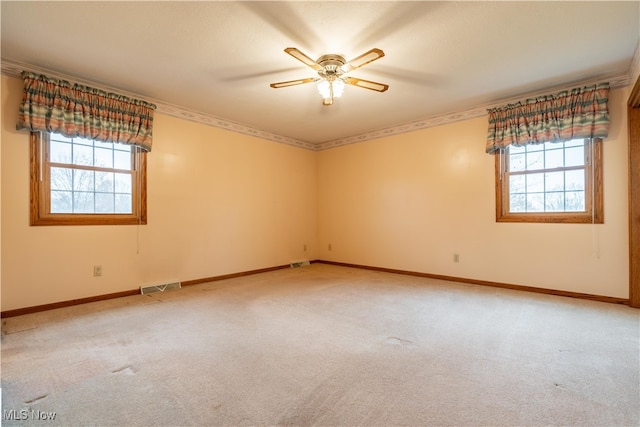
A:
[16,71,156,151]
[486,83,610,154]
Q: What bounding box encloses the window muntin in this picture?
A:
[31,132,147,225]
[496,138,603,224]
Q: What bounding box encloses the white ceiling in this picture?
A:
[2,1,639,150]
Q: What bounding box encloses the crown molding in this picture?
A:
[153,102,317,151]
[0,58,316,151]
[316,72,630,151]
[1,58,630,152]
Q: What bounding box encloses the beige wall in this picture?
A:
[0,74,631,311]
[318,87,630,299]
[1,75,318,311]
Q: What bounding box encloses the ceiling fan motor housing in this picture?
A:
[317,54,346,78]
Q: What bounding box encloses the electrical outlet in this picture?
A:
[93,265,103,277]
[328,244,332,251]
[304,244,307,252]
[453,254,460,263]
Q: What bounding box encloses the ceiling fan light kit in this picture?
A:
[270,47,389,106]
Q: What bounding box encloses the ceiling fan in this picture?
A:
[270,47,389,106]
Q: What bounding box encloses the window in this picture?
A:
[495,138,603,223]
[30,132,147,225]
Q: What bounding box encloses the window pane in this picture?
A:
[73,192,94,213]
[95,193,115,213]
[95,172,114,192]
[114,150,132,170]
[526,173,544,193]
[509,175,525,194]
[564,139,583,148]
[510,193,526,212]
[51,190,73,213]
[545,148,564,169]
[94,147,113,168]
[565,191,585,211]
[115,194,133,214]
[50,141,72,164]
[545,192,564,212]
[50,138,133,216]
[50,167,73,191]
[73,170,94,192]
[526,143,544,152]
[526,193,544,212]
[565,170,585,191]
[526,151,544,170]
[509,153,525,172]
[545,171,564,192]
[73,144,93,166]
[115,173,132,193]
[565,146,585,167]
[114,143,132,153]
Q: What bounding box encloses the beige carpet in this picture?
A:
[2,263,639,426]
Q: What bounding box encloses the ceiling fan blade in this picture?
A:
[284,47,324,71]
[344,77,389,92]
[342,48,385,72]
[270,77,316,88]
